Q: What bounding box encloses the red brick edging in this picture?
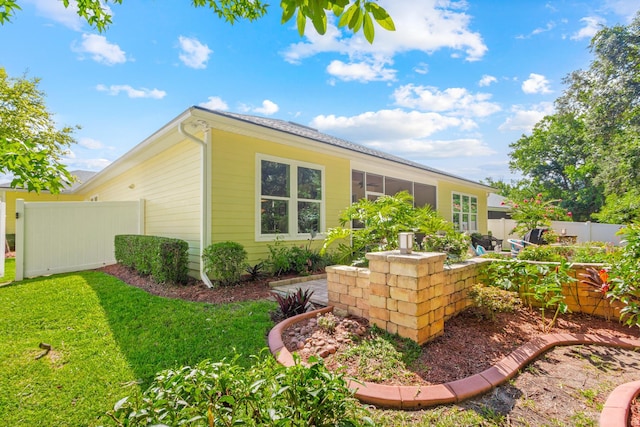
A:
[600,380,640,427]
[267,306,640,422]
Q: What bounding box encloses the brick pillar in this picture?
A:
[366,251,447,345]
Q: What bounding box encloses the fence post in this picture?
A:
[15,199,24,281]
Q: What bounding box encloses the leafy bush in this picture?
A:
[501,194,572,237]
[422,231,470,262]
[272,288,314,318]
[607,223,640,327]
[202,241,247,286]
[468,284,522,320]
[322,191,468,265]
[266,237,335,276]
[107,351,372,426]
[517,245,567,262]
[114,234,189,284]
[479,259,574,331]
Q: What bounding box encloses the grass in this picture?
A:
[1,257,15,284]
[0,270,276,426]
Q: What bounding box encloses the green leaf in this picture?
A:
[348,6,363,32]
[280,0,296,23]
[363,12,374,43]
[310,9,327,35]
[296,9,306,36]
[338,2,358,28]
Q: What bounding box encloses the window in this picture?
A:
[259,156,323,238]
[452,192,478,232]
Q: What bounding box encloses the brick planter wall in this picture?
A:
[327,252,623,345]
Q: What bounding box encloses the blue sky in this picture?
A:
[2,0,639,183]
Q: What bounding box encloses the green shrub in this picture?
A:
[517,245,567,262]
[108,351,372,426]
[114,234,189,284]
[202,241,247,286]
[322,191,468,265]
[468,284,522,320]
[266,237,335,276]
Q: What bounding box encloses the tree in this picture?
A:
[0,67,77,193]
[0,0,395,43]
[556,11,640,196]
[504,12,640,223]
[508,113,603,221]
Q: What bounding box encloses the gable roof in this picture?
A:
[197,107,494,190]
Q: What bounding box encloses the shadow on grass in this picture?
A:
[85,271,277,387]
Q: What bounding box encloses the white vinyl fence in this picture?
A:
[15,200,144,281]
[488,218,625,249]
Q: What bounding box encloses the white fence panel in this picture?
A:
[15,200,143,281]
[488,218,625,248]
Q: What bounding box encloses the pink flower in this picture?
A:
[537,193,542,197]
[523,199,528,203]
[500,201,505,205]
[567,212,573,217]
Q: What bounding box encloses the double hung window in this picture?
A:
[259,156,323,238]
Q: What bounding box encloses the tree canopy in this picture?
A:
[503,11,640,223]
[0,0,395,43]
[0,67,77,193]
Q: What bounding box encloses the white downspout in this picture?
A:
[179,121,214,288]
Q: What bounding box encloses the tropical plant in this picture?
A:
[479,259,573,331]
[272,288,314,318]
[202,241,248,286]
[606,223,640,327]
[501,193,572,238]
[322,191,468,265]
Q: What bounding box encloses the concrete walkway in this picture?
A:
[270,276,328,307]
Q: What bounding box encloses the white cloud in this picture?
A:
[392,84,501,118]
[254,100,279,115]
[522,73,552,94]
[326,57,396,82]
[570,16,605,40]
[311,109,494,159]
[604,0,640,22]
[312,109,467,141]
[96,84,166,99]
[478,75,497,87]
[199,96,228,111]
[178,36,212,69]
[78,137,104,150]
[72,34,127,65]
[413,62,429,75]
[30,0,84,30]
[282,1,487,82]
[498,102,554,132]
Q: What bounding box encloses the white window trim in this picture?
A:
[452,191,478,233]
[255,154,325,242]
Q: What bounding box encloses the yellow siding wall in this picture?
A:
[76,140,202,272]
[436,180,489,234]
[210,129,351,264]
[1,191,83,234]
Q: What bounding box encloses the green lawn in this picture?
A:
[0,270,276,426]
[1,257,15,284]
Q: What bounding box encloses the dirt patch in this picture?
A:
[284,308,640,425]
[98,263,275,304]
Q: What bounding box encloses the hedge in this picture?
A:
[114,235,189,284]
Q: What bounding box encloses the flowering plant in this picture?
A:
[501,194,573,238]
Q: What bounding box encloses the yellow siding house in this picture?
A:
[74,107,493,280]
